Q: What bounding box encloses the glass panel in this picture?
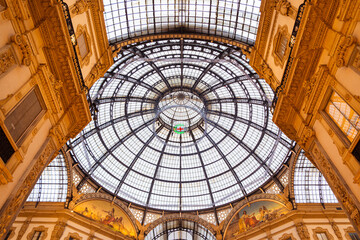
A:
[294,151,338,203]
[27,153,68,202]
[316,233,328,240]
[32,231,43,240]
[103,0,261,45]
[68,39,293,211]
[4,87,44,145]
[349,232,360,240]
[326,91,360,141]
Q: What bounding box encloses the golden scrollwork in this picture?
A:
[336,35,357,68]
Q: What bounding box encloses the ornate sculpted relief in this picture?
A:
[279,233,297,240]
[349,45,360,74]
[64,232,82,240]
[272,25,291,67]
[11,34,31,67]
[50,220,67,240]
[16,218,31,240]
[71,0,88,16]
[336,35,357,68]
[276,0,296,18]
[295,222,310,240]
[26,226,48,240]
[330,221,343,240]
[0,45,17,77]
[312,227,334,240]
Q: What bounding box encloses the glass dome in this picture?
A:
[68,39,293,211]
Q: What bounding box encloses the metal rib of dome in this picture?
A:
[103,0,261,45]
[69,39,293,211]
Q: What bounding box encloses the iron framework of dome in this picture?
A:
[103,0,261,45]
[68,38,294,211]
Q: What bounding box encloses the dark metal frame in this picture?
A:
[69,39,294,213]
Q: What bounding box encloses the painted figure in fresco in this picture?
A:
[242,210,260,228]
[101,208,131,236]
[259,206,269,222]
[102,208,116,225]
[112,216,130,236]
[81,207,93,219]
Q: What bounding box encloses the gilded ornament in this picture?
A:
[71,0,88,16]
[295,222,310,240]
[0,48,16,75]
[336,35,357,68]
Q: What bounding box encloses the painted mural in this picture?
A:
[225,201,290,238]
[73,200,136,238]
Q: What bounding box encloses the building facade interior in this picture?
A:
[0,0,360,239]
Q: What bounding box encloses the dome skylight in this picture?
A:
[68,39,293,211]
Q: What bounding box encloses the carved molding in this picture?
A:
[0,138,57,239]
[26,226,48,240]
[336,35,357,68]
[10,34,32,66]
[310,140,360,230]
[330,221,343,240]
[312,227,334,240]
[0,156,13,185]
[75,24,92,67]
[275,0,297,18]
[295,222,310,240]
[145,214,216,236]
[16,218,31,240]
[0,45,17,77]
[279,233,297,240]
[272,25,291,67]
[50,220,67,240]
[64,232,82,240]
[86,60,106,87]
[344,226,357,240]
[258,60,279,90]
[349,45,360,74]
[70,0,88,16]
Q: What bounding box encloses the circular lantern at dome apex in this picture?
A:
[68,39,293,212]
